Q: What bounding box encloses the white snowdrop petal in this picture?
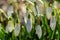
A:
[14,24,20,36]
[6,21,14,33]
[26,18,32,33]
[46,7,52,19]
[7,6,14,17]
[35,25,42,39]
[50,16,56,31]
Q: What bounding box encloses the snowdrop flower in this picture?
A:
[35,25,42,39]
[46,7,52,19]
[14,23,20,36]
[36,0,44,16]
[7,6,14,18]
[26,18,32,33]
[50,16,56,31]
[6,21,14,33]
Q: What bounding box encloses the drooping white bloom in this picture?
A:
[46,7,52,19]
[26,18,32,33]
[7,6,14,18]
[50,16,56,31]
[5,21,14,33]
[14,23,20,36]
[36,0,44,16]
[35,25,42,39]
